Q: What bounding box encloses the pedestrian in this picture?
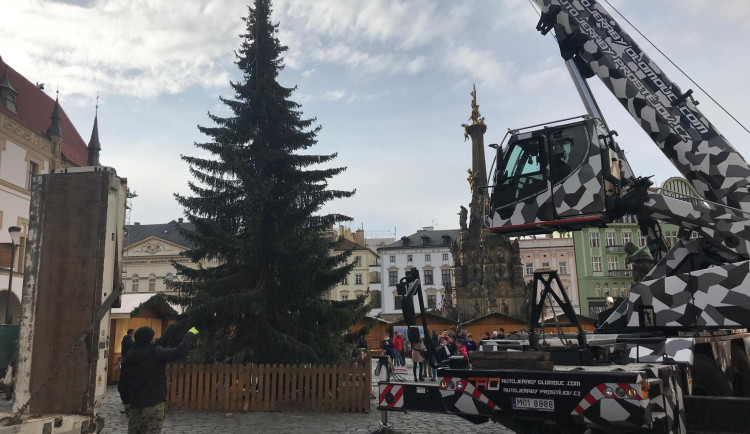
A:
[118,326,198,433]
[392,332,404,366]
[483,331,490,340]
[465,333,477,352]
[411,338,425,382]
[121,329,135,357]
[382,333,395,364]
[456,337,470,364]
[498,328,506,339]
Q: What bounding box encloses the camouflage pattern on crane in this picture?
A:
[533,0,750,214]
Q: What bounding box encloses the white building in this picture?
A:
[374,227,459,322]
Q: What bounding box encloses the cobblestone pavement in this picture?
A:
[95,360,515,434]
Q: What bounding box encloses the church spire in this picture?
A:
[46,92,62,137]
[87,95,101,166]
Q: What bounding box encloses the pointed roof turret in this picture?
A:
[87,102,101,166]
[0,67,18,113]
[46,94,62,137]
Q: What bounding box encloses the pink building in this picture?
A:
[517,235,581,316]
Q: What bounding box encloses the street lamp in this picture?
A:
[6,226,21,325]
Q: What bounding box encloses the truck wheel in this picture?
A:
[730,345,750,397]
[692,353,732,396]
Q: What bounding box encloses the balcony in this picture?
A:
[608,269,632,277]
[605,245,625,254]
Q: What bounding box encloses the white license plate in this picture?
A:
[512,397,554,411]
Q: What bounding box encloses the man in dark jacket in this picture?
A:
[121,329,135,357]
[118,326,197,433]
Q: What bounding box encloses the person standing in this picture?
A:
[118,326,198,433]
[465,333,477,352]
[392,332,405,366]
[121,329,135,357]
[381,333,395,364]
[411,338,425,382]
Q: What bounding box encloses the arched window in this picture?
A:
[594,283,601,297]
[603,283,610,297]
[149,273,156,291]
[131,274,139,292]
[165,273,174,291]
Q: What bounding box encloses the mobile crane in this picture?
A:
[378,1,750,432]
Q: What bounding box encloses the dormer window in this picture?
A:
[401,236,410,245]
[421,236,430,246]
[442,235,451,245]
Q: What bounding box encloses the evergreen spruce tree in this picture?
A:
[169,0,368,364]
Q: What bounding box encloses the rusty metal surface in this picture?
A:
[25,171,110,415]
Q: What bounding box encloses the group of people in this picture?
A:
[118,326,198,433]
[381,328,479,383]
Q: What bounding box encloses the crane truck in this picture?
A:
[378,1,750,433]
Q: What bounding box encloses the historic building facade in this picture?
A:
[518,234,580,316]
[574,177,701,317]
[0,56,93,324]
[374,227,458,322]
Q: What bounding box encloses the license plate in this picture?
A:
[512,397,554,411]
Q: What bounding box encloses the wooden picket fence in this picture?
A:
[165,357,371,413]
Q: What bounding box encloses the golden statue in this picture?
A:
[467,168,477,190]
[461,84,485,140]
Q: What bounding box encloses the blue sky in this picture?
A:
[4,0,750,238]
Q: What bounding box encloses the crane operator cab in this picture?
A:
[489,118,624,235]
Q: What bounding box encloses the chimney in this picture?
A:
[134,222,140,225]
[178,218,183,223]
[354,229,365,245]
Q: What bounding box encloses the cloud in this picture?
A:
[2,0,246,104]
[323,89,346,101]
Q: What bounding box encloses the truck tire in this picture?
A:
[730,345,750,397]
[692,353,732,396]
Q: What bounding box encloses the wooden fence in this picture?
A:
[165,357,371,412]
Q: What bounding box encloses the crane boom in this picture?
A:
[535,0,750,213]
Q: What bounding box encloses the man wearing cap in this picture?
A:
[118,326,198,433]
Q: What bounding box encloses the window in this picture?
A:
[441,269,451,285]
[390,255,396,263]
[603,283,610,297]
[394,295,402,310]
[592,256,602,272]
[525,263,534,275]
[424,269,433,285]
[27,161,39,190]
[559,261,568,275]
[638,234,646,247]
[131,274,139,292]
[594,283,601,297]
[425,254,431,262]
[427,295,437,309]
[370,290,382,309]
[355,274,362,285]
[165,273,174,290]
[622,231,632,245]
[541,262,550,268]
[590,232,600,247]
[353,256,362,267]
[442,253,448,261]
[149,273,156,291]
[606,232,616,246]
[407,254,413,263]
[608,256,618,270]
[341,294,349,301]
[612,283,619,294]
[665,231,678,248]
[341,276,348,285]
[621,288,627,297]
[389,271,398,286]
